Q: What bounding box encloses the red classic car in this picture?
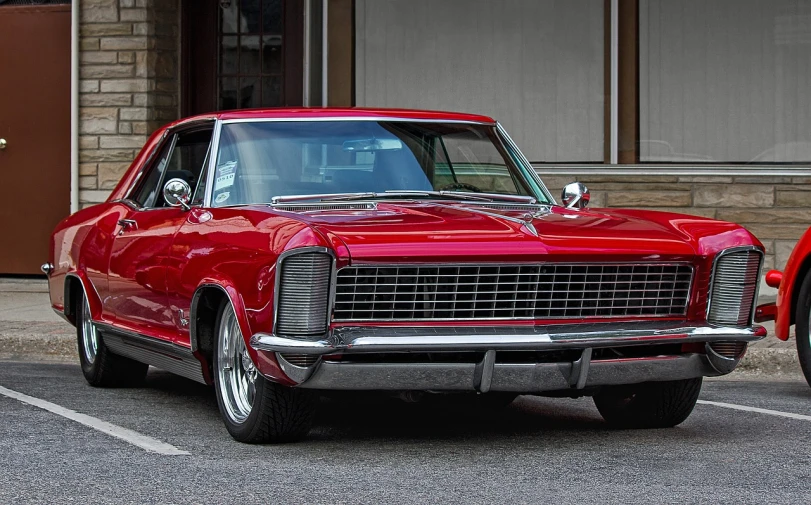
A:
[45,108,766,443]
[755,229,811,387]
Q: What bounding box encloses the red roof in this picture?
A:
[173,107,496,126]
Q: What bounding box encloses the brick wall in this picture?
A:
[540,173,807,292]
[78,0,179,207]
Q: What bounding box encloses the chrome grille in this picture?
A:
[707,248,763,327]
[334,263,693,321]
[275,251,333,336]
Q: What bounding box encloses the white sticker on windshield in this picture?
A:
[214,172,235,191]
[214,192,230,204]
[218,160,237,175]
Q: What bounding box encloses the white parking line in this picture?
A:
[0,385,189,456]
[698,399,811,422]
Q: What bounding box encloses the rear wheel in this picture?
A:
[793,270,811,387]
[593,378,702,429]
[76,291,148,387]
[213,299,315,443]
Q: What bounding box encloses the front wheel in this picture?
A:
[792,270,811,387]
[212,300,315,443]
[593,378,702,429]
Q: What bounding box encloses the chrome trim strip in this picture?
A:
[497,122,556,205]
[250,322,766,356]
[706,246,764,327]
[203,119,224,208]
[297,353,721,391]
[220,117,496,125]
[272,246,337,337]
[533,165,811,177]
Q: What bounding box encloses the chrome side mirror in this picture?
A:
[163,178,192,210]
[561,182,590,209]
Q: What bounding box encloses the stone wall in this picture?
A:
[539,172,808,293]
[78,0,179,207]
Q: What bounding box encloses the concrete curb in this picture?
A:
[0,325,804,377]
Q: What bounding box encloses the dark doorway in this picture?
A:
[181,0,304,116]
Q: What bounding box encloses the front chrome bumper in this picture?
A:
[249,322,766,392]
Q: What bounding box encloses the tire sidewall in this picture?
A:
[212,299,267,440]
[793,272,811,385]
[76,291,103,381]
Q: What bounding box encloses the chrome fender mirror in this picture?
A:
[163,178,192,210]
[561,182,590,209]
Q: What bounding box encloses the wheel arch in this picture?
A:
[63,272,102,327]
[776,228,811,339]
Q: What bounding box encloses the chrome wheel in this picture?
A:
[81,296,98,364]
[217,304,257,424]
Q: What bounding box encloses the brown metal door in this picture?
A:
[0,5,71,274]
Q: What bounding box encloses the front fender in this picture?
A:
[775,226,811,340]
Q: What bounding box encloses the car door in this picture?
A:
[106,126,213,341]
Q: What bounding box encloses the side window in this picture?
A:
[130,127,214,209]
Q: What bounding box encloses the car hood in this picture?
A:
[266,202,752,263]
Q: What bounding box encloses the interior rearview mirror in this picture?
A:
[342,138,403,152]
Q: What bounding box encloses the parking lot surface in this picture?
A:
[1,360,809,504]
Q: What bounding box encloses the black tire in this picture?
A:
[212,299,315,443]
[75,291,148,388]
[793,270,811,388]
[593,378,702,429]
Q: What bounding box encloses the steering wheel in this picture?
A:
[438,182,483,193]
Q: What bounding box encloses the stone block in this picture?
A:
[81,93,133,107]
[744,224,808,241]
[100,79,150,93]
[98,162,131,189]
[79,136,99,150]
[80,149,135,163]
[80,80,100,93]
[79,108,118,134]
[677,176,733,183]
[100,36,148,51]
[119,122,133,134]
[80,64,135,79]
[119,9,147,22]
[716,209,811,224]
[81,23,132,37]
[607,191,692,207]
[693,185,774,207]
[79,163,98,176]
[578,175,680,184]
[80,38,100,51]
[776,240,800,269]
[120,0,135,7]
[79,176,97,190]
[131,121,148,134]
[80,51,118,65]
[776,191,811,207]
[118,52,136,64]
[733,176,793,184]
[99,135,148,149]
[81,0,118,23]
[79,190,113,204]
[119,107,148,121]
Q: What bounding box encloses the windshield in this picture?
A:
[209,120,548,207]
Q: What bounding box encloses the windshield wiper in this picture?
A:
[271,190,536,204]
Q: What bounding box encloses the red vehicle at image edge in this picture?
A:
[44,108,767,443]
[756,228,811,387]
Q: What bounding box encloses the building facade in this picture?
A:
[1,0,810,286]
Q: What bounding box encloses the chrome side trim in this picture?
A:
[220,117,496,125]
[297,353,721,392]
[250,322,766,356]
[97,325,206,384]
[203,119,224,208]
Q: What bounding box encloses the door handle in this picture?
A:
[118,219,138,232]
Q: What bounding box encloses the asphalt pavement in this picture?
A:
[1,360,809,504]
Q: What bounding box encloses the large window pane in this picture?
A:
[355,0,605,163]
[640,0,811,163]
